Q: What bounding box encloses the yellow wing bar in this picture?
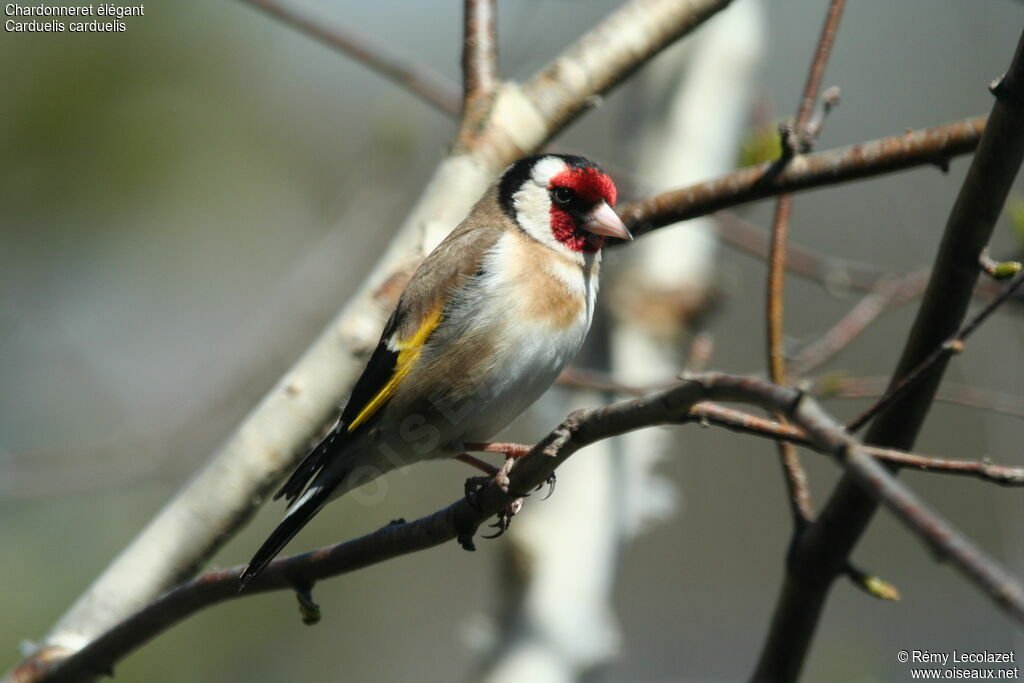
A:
[346,306,443,433]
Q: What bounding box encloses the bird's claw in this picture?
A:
[482,497,525,539]
[537,472,556,500]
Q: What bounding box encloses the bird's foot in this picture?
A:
[482,497,525,539]
[456,442,553,535]
[463,475,491,512]
[459,452,517,510]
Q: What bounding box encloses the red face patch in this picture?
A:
[548,167,617,207]
[548,166,617,252]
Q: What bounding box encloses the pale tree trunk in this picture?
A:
[476,2,764,680]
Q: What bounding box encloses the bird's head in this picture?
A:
[498,154,631,259]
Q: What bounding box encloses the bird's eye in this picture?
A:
[552,187,574,205]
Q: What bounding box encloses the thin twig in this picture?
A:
[766,0,847,526]
[846,271,1024,432]
[239,0,461,116]
[979,248,1023,280]
[716,211,890,295]
[818,375,1024,421]
[714,211,1021,310]
[684,404,1024,486]
[557,370,1024,487]
[793,2,846,140]
[17,373,1022,683]
[860,447,1024,485]
[787,269,930,378]
[767,196,813,523]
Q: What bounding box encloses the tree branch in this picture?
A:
[618,115,986,236]
[787,269,930,378]
[819,375,1024,421]
[238,0,461,116]
[462,0,498,103]
[847,270,1024,432]
[16,373,1022,683]
[559,369,1024,486]
[520,0,736,141]
[455,0,499,149]
[752,28,1024,683]
[715,211,893,292]
[713,211,1021,311]
[766,0,846,526]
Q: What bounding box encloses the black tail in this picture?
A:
[239,485,330,588]
[275,425,349,503]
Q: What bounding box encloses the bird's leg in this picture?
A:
[460,442,556,501]
[455,453,499,476]
[464,441,532,459]
[483,452,526,538]
[463,441,534,492]
[460,443,545,539]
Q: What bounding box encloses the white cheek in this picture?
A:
[511,182,586,264]
[511,182,554,244]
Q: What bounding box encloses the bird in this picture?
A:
[240,154,630,586]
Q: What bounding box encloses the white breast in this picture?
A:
[450,231,598,442]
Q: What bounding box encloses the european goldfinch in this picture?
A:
[241,154,629,584]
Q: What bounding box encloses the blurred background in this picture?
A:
[2,1,1024,681]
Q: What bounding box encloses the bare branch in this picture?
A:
[766,0,847,527]
[768,185,814,525]
[455,0,499,150]
[618,115,987,236]
[239,0,461,116]
[860,446,1024,486]
[462,0,498,102]
[819,375,1024,421]
[715,210,1023,312]
[715,210,898,291]
[753,28,1024,683]
[559,370,1024,486]
[787,269,930,378]
[847,271,1024,432]
[792,1,846,143]
[520,0,735,140]
[16,374,1022,683]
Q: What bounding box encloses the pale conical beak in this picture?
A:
[582,201,632,240]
